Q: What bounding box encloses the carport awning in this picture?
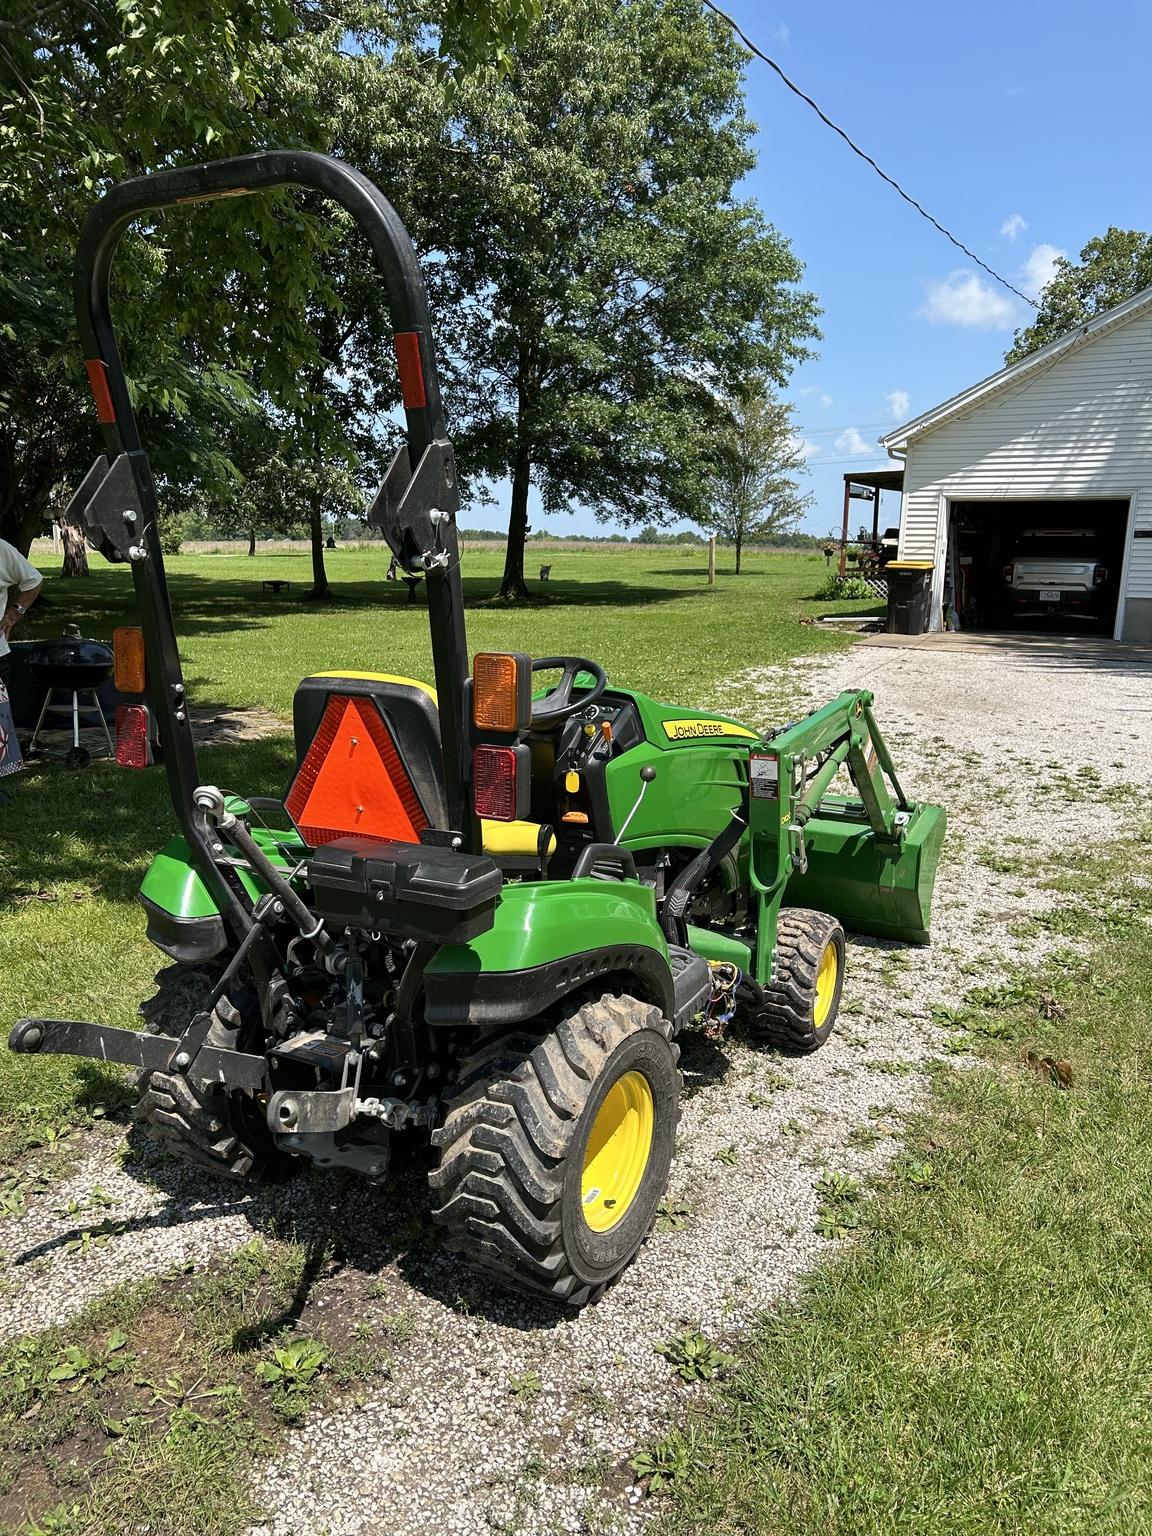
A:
[843,469,904,493]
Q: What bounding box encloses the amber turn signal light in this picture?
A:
[472,651,532,733]
[112,625,146,694]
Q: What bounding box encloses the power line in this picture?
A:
[701,0,1037,309]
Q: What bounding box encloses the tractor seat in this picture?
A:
[286,671,555,863]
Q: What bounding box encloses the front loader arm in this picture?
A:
[746,690,944,976]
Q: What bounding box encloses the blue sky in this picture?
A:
[532,0,1151,539]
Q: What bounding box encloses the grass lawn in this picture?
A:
[653,841,1152,1536]
[0,544,876,1158]
[18,542,867,715]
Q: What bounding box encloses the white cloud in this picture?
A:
[790,433,819,462]
[885,389,910,421]
[1019,242,1065,300]
[798,385,834,407]
[834,426,873,457]
[770,21,790,44]
[1001,213,1028,242]
[921,270,1017,329]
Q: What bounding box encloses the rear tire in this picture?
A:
[429,992,680,1306]
[749,908,845,1053]
[132,964,291,1183]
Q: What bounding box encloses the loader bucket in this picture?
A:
[783,798,947,945]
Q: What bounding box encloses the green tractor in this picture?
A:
[10,152,945,1306]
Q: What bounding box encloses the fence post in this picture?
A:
[707,536,716,587]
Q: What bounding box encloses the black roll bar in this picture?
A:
[73,151,472,924]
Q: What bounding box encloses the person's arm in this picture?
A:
[0,543,43,638]
[1,580,42,638]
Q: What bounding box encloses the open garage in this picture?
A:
[949,497,1129,635]
[880,286,1152,644]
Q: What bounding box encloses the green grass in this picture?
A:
[654,838,1152,1536]
[22,543,874,715]
[0,545,873,1155]
[0,739,296,1159]
[0,1236,382,1536]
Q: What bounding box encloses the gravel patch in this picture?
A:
[3,638,1149,1535]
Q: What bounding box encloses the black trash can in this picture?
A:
[885,562,934,635]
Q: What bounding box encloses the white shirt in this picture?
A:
[0,540,42,659]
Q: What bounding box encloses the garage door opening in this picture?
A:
[946,499,1130,637]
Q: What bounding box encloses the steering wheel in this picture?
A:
[530,656,608,725]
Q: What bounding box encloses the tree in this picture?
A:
[1007,228,1152,362]
[0,1,360,556]
[434,0,819,598]
[702,389,811,572]
[0,0,519,563]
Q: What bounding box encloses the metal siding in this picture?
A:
[895,306,1152,598]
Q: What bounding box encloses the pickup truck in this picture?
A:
[1003,528,1108,621]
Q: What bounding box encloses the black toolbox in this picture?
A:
[307,837,502,944]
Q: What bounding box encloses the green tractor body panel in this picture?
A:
[423,877,673,1027]
[138,829,308,964]
[685,923,753,969]
[605,688,754,852]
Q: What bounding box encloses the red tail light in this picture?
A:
[115,704,151,768]
[1002,563,1014,584]
[1094,564,1108,586]
[473,744,528,822]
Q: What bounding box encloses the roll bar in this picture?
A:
[72,152,472,930]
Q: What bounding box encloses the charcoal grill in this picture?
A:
[27,625,115,767]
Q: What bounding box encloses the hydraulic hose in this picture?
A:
[660,793,749,946]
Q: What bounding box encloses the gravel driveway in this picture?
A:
[3,635,1149,1536]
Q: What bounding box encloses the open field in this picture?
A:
[3,546,1149,1535]
[18,543,868,720]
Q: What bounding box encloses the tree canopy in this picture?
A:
[1007,228,1152,363]
[435,0,819,596]
[1,0,819,604]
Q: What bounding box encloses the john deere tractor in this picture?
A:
[10,153,945,1306]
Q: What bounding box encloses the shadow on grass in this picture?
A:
[0,738,297,905]
[36,566,698,646]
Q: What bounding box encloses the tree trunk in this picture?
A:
[248,528,256,557]
[60,516,89,577]
[499,442,532,600]
[307,501,329,600]
[734,533,742,574]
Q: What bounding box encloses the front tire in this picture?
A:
[132,964,291,1183]
[429,992,680,1306]
[749,908,845,1053]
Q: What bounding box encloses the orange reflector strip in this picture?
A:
[562,811,590,825]
[393,332,427,410]
[112,626,146,694]
[473,652,527,732]
[85,359,116,423]
[285,695,428,846]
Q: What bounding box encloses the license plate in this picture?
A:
[1039,589,1061,602]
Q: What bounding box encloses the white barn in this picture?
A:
[881,286,1152,643]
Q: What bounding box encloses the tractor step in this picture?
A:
[669,945,711,1031]
[269,1029,354,1073]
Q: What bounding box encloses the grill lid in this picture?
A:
[26,625,115,685]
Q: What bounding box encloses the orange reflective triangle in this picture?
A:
[286,695,428,846]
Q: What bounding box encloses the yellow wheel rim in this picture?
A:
[580,1070,654,1233]
[813,940,839,1028]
